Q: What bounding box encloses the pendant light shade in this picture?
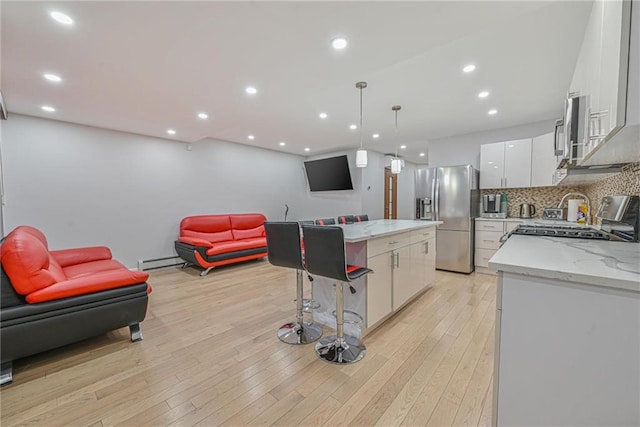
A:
[356,149,368,167]
[355,81,368,168]
[391,158,402,174]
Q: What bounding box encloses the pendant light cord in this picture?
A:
[359,86,364,149]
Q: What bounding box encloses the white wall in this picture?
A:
[427,119,556,169]
[1,115,373,267]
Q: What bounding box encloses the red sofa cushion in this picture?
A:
[63,259,128,279]
[26,270,150,304]
[51,246,112,268]
[180,215,233,243]
[1,229,66,295]
[14,225,49,248]
[205,238,267,256]
[230,214,266,240]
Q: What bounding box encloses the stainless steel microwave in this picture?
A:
[555,94,590,168]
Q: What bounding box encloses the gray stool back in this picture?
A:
[264,222,322,345]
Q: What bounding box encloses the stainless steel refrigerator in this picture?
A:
[415,165,479,273]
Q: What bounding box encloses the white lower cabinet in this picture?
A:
[366,228,436,329]
[475,220,521,274]
[494,272,640,426]
[366,251,393,327]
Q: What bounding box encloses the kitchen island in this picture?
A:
[312,219,441,336]
[489,235,640,426]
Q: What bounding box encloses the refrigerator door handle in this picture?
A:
[434,179,439,221]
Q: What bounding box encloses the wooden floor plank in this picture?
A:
[1,265,497,427]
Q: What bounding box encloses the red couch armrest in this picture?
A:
[177,237,214,248]
[50,247,113,267]
[25,270,150,304]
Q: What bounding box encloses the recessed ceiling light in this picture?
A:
[463,64,476,73]
[245,86,257,95]
[400,145,407,149]
[488,161,494,164]
[508,144,515,148]
[493,165,499,169]
[50,11,73,25]
[478,91,489,98]
[372,133,380,139]
[247,135,255,140]
[279,142,286,146]
[167,129,176,135]
[331,38,348,50]
[319,112,328,119]
[41,105,56,112]
[304,148,310,152]
[349,124,357,130]
[419,152,425,157]
[197,112,208,119]
[44,73,62,83]
[488,109,498,115]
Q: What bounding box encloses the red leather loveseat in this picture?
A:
[174,214,268,276]
[0,226,151,385]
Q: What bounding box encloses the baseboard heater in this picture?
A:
[137,256,183,271]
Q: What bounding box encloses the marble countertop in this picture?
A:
[489,235,640,293]
[339,219,441,243]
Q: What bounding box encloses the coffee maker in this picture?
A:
[482,194,506,218]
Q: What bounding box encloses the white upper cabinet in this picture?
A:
[480,139,532,189]
[531,132,556,187]
[503,139,532,188]
[480,142,505,189]
[569,0,635,166]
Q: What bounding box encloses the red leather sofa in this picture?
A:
[174,214,268,276]
[0,226,151,385]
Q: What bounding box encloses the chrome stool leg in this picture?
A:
[278,270,323,344]
[315,281,366,364]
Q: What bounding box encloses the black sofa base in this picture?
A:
[0,283,149,386]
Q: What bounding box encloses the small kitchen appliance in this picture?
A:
[598,195,639,242]
[542,208,565,220]
[519,203,536,219]
[482,194,502,214]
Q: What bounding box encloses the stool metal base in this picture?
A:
[315,335,366,364]
[277,322,323,345]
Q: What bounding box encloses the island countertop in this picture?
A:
[489,234,640,293]
[337,219,441,243]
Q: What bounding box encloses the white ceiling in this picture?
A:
[2,1,593,164]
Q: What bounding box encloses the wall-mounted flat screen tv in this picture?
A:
[304,155,354,191]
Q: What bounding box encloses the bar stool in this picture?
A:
[337,215,355,224]
[301,225,372,364]
[315,218,336,225]
[355,214,369,222]
[264,222,323,345]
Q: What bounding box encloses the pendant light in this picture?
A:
[391,105,402,174]
[355,81,368,167]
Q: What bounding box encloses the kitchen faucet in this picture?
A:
[558,192,591,225]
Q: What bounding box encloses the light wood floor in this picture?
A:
[0,260,497,426]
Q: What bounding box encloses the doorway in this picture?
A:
[384,167,398,219]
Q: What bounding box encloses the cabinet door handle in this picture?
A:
[483,239,494,243]
[395,252,400,268]
[424,241,429,254]
[388,240,399,245]
[504,177,507,187]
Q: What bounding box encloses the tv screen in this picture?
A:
[304,155,354,191]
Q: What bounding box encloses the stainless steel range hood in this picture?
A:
[553,163,624,186]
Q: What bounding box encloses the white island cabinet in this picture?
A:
[312,220,440,335]
[489,235,640,426]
